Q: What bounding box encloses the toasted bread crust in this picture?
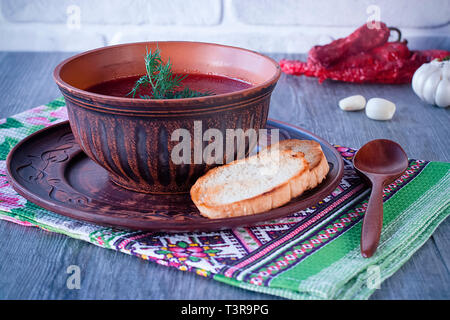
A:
[191,156,309,219]
[264,139,329,188]
[308,151,329,188]
[190,139,329,219]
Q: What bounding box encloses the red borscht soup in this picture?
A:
[86,74,252,98]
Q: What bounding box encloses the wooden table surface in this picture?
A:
[0,52,448,300]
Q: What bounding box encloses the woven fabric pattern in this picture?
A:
[0,98,448,299]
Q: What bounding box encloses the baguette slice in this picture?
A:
[191,139,329,219]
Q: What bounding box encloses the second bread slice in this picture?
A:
[262,139,329,189]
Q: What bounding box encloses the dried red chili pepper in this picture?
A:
[309,22,391,68]
[280,23,450,84]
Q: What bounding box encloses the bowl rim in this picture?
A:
[53,41,282,107]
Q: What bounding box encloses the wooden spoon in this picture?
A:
[353,139,409,258]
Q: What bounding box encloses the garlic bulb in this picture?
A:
[412,58,450,108]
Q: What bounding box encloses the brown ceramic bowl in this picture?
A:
[53,41,281,193]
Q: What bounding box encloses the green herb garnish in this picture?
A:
[127,47,212,99]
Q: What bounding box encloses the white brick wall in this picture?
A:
[0,0,449,53]
[2,0,222,25]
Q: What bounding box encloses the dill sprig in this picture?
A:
[127,47,212,99]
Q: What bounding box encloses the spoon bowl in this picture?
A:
[353,139,409,258]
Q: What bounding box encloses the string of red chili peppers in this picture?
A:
[280,22,450,84]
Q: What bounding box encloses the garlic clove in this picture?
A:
[435,78,450,108]
[412,60,441,100]
[338,95,366,111]
[412,63,435,100]
[366,98,396,121]
[422,70,442,105]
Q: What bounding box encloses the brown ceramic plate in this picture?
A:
[7,119,344,232]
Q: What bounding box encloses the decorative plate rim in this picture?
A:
[6,119,344,232]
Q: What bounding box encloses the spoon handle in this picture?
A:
[361,179,384,258]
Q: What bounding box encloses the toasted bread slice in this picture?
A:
[190,139,329,219]
[190,148,310,219]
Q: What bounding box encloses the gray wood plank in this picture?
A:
[0,52,448,300]
[430,218,450,273]
[0,52,73,119]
